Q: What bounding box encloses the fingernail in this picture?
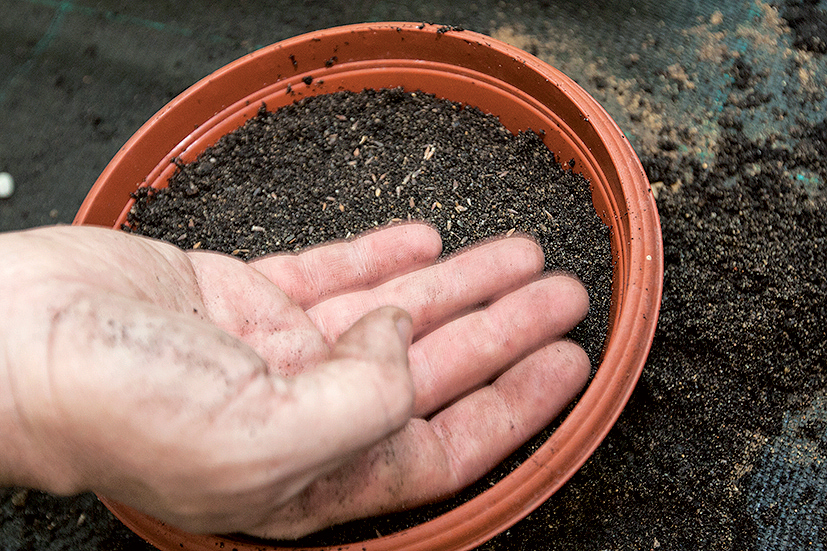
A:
[395,313,413,345]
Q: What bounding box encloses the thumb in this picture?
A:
[135,306,417,534]
[326,306,415,434]
[288,306,415,463]
[330,305,414,375]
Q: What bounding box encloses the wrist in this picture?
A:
[0,314,84,495]
[0,360,37,488]
[0,231,96,495]
[0,363,85,494]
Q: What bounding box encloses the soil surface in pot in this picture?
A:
[124,87,613,543]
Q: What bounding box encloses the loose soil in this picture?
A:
[125,87,614,544]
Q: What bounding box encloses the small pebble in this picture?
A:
[11,489,28,507]
[0,172,14,199]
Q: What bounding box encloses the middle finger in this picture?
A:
[409,274,589,417]
[306,236,545,343]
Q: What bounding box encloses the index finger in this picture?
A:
[248,222,443,309]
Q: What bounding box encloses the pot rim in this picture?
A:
[78,21,663,551]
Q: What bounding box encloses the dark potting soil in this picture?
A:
[125,87,614,543]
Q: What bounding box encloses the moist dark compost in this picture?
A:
[125,87,613,543]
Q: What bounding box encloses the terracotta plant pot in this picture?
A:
[74,22,663,551]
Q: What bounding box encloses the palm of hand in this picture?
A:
[2,223,589,538]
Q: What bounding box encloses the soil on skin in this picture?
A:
[125,87,614,544]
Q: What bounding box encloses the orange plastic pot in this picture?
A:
[75,22,663,551]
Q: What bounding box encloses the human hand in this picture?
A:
[0,223,589,538]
